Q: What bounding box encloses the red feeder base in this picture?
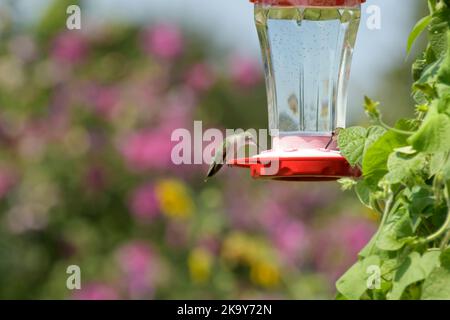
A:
[227,149,360,181]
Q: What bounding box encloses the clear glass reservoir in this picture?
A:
[255,4,361,137]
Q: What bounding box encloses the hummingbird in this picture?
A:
[325,127,343,149]
[205,131,257,181]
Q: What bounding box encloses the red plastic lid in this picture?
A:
[250,0,365,6]
[227,149,360,181]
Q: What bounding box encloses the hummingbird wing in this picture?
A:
[204,140,228,181]
[204,133,255,181]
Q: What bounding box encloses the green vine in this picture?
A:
[336,0,450,300]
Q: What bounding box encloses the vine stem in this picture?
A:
[376,118,415,136]
[428,0,437,13]
[369,192,394,255]
[419,181,450,245]
[440,230,450,250]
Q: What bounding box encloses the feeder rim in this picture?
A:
[250,0,366,7]
[227,150,361,181]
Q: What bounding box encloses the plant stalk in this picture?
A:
[420,182,450,245]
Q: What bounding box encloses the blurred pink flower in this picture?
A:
[342,220,377,258]
[87,85,120,119]
[143,24,183,60]
[313,216,376,280]
[259,200,286,230]
[73,283,119,300]
[116,242,157,298]
[120,128,173,172]
[229,56,261,88]
[185,63,215,92]
[51,31,88,64]
[258,198,310,265]
[119,88,197,173]
[159,88,196,128]
[272,219,309,265]
[0,170,15,200]
[198,235,220,256]
[129,183,159,221]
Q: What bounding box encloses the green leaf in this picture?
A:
[388,252,422,300]
[388,251,440,300]
[336,255,380,300]
[358,235,378,259]
[338,126,386,168]
[362,131,408,188]
[437,89,450,115]
[430,152,450,179]
[384,152,426,184]
[407,187,435,229]
[338,127,367,167]
[421,267,450,299]
[415,55,444,86]
[355,179,372,209]
[440,248,450,269]
[335,292,349,300]
[437,32,450,86]
[412,83,437,100]
[421,251,442,276]
[407,15,432,56]
[380,258,399,282]
[365,126,387,156]
[429,8,450,58]
[408,113,450,153]
[412,47,439,83]
[376,209,413,251]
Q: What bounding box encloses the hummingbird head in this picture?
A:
[243,131,256,144]
[242,131,260,150]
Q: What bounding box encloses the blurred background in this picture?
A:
[0,0,425,299]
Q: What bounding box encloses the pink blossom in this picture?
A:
[119,128,173,172]
[51,31,88,64]
[313,216,376,280]
[159,88,196,128]
[259,200,286,230]
[0,170,15,200]
[142,24,183,60]
[129,183,159,221]
[272,219,309,265]
[86,85,120,119]
[342,219,377,258]
[229,56,261,88]
[185,63,215,92]
[118,88,195,173]
[116,242,156,298]
[197,236,220,256]
[73,283,119,300]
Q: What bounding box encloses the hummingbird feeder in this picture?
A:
[228,0,365,181]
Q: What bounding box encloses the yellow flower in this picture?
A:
[222,232,264,265]
[222,233,281,288]
[188,248,213,284]
[222,232,277,270]
[250,260,280,288]
[155,179,194,219]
